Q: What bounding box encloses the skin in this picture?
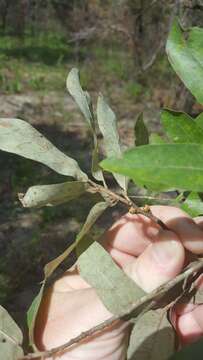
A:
[35,206,203,359]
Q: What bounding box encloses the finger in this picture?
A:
[151,206,203,254]
[102,212,160,264]
[170,274,203,345]
[175,304,203,344]
[52,266,91,292]
[103,243,136,268]
[194,216,203,230]
[124,229,185,292]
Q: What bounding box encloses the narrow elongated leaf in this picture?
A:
[169,338,203,359]
[0,305,24,359]
[78,257,203,330]
[48,201,106,274]
[84,95,105,182]
[66,68,94,127]
[97,95,127,191]
[27,284,45,349]
[91,135,105,183]
[180,192,203,217]
[0,118,87,181]
[134,113,149,146]
[19,181,88,208]
[161,109,203,144]
[66,69,104,182]
[28,202,108,349]
[85,91,105,182]
[101,144,203,192]
[78,241,145,315]
[166,20,203,104]
[127,309,175,360]
[44,201,109,278]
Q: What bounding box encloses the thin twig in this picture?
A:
[129,195,173,202]
[88,179,129,206]
[87,179,169,230]
[19,258,203,360]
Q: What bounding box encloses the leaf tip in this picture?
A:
[66,67,79,90]
[18,192,26,207]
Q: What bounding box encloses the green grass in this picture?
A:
[0,32,174,105]
[92,44,133,81]
[0,33,131,96]
[0,32,72,65]
[0,32,74,94]
[0,56,70,94]
[125,81,144,99]
[0,33,137,94]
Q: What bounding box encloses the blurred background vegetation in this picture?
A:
[0,0,203,326]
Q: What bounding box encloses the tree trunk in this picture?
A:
[0,0,10,33]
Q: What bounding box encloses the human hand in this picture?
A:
[35,206,203,359]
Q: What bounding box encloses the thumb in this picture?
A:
[124,230,185,292]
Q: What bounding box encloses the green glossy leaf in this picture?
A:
[166,19,203,104]
[66,69,104,183]
[97,95,127,191]
[161,109,203,143]
[188,27,203,67]
[101,144,203,192]
[149,133,165,144]
[180,192,203,217]
[169,338,203,359]
[196,112,203,129]
[78,241,145,315]
[0,305,24,359]
[19,181,88,208]
[27,202,108,348]
[0,118,87,181]
[127,309,175,360]
[134,113,149,146]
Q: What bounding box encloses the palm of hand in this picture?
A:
[35,206,203,359]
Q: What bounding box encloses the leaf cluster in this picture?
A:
[0,18,203,360]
